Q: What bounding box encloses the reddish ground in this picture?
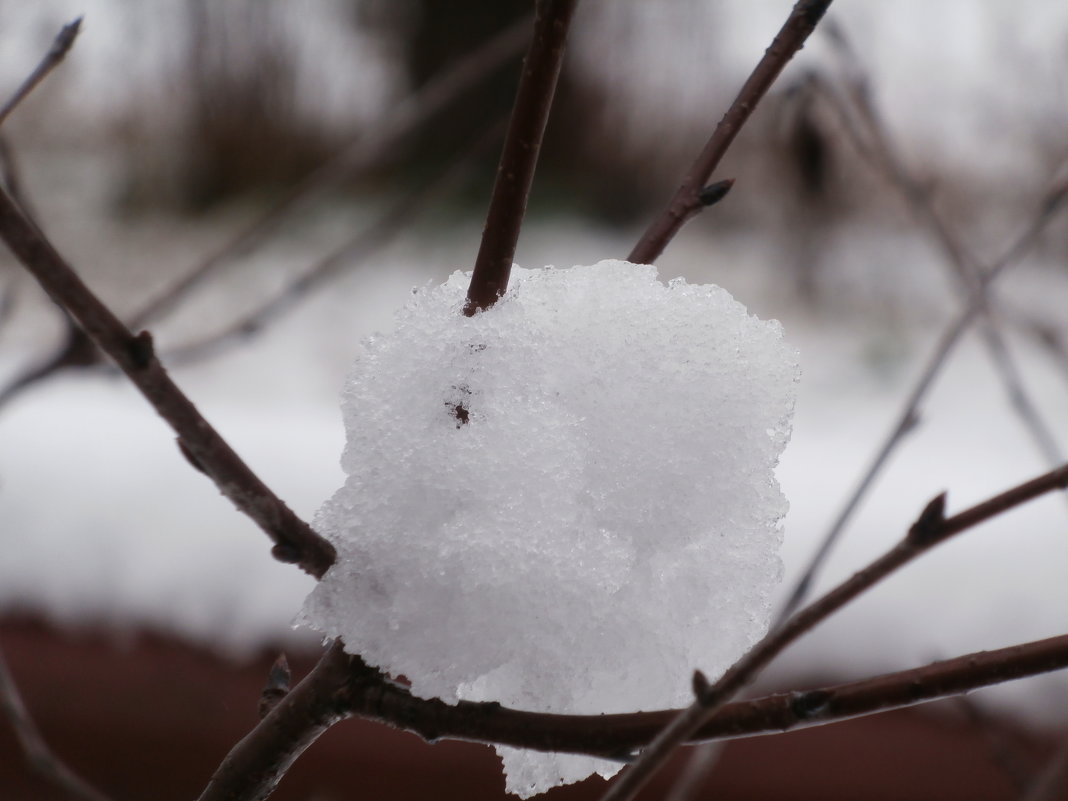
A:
[0,615,1055,800]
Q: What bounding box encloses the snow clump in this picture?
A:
[300,260,798,796]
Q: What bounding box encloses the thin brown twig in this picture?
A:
[775,118,1068,625]
[464,0,579,314]
[0,182,336,578]
[0,641,116,801]
[166,118,505,365]
[0,17,81,128]
[600,463,1068,801]
[133,13,531,330]
[627,0,832,266]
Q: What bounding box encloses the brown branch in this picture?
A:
[0,183,336,578]
[464,0,579,315]
[133,13,531,330]
[628,0,832,265]
[600,463,1068,801]
[0,17,81,128]
[775,148,1068,624]
[197,643,353,801]
[0,642,116,801]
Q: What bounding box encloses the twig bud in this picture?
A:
[697,179,735,207]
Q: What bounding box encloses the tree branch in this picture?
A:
[776,175,1068,623]
[628,0,832,265]
[600,462,1068,801]
[464,0,579,315]
[0,642,116,801]
[0,17,81,128]
[0,183,336,578]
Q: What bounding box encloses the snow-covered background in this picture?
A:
[2,0,1068,741]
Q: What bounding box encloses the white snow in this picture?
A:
[299,260,798,796]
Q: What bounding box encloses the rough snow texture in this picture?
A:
[300,260,798,796]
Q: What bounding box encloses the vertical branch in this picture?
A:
[464,0,579,315]
[628,0,832,265]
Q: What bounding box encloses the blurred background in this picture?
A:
[2,1,1068,799]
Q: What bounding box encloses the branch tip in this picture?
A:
[691,669,710,702]
[259,654,292,719]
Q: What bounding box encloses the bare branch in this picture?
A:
[0,17,81,128]
[600,463,1068,801]
[464,0,579,315]
[0,642,115,801]
[0,183,336,578]
[628,0,832,265]
[776,147,1068,624]
[198,643,353,801]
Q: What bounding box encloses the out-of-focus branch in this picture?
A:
[465,0,579,314]
[775,87,1068,622]
[166,119,505,364]
[818,34,1065,470]
[0,183,336,578]
[628,0,832,265]
[0,17,81,127]
[600,463,1068,801]
[1025,738,1068,801]
[135,13,531,330]
[0,643,116,801]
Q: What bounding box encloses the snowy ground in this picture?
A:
[2,199,1067,733]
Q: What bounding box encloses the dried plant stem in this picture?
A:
[628,0,832,265]
[0,17,81,128]
[0,643,115,801]
[601,463,1068,801]
[0,184,336,578]
[465,0,579,314]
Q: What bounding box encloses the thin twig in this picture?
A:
[0,642,116,801]
[133,14,531,330]
[197,642,353,801]
[776,152,1068,624]
[0,182,336,578]
[628,0,832,265]
[822,49,1066,472]
[601,463,1068,801]
[0,17,81,128]
[166,119,505,364]
[465,0,579,314]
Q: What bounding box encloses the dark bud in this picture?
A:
[692,669,711,702]
[697,179,735,207]
[258,653,291,719]
[907,492,947,546]
[790,688,832,719]
[129,330,155,369]
[176,438,205,474]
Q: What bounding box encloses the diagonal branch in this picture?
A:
[0,183,336,578]
[0,17,81,128]
[464,0,579,315]
[628,0,832,265]
[601,462,1068,801]
[0,642,116,801]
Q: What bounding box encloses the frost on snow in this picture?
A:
[300,260,798,796]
